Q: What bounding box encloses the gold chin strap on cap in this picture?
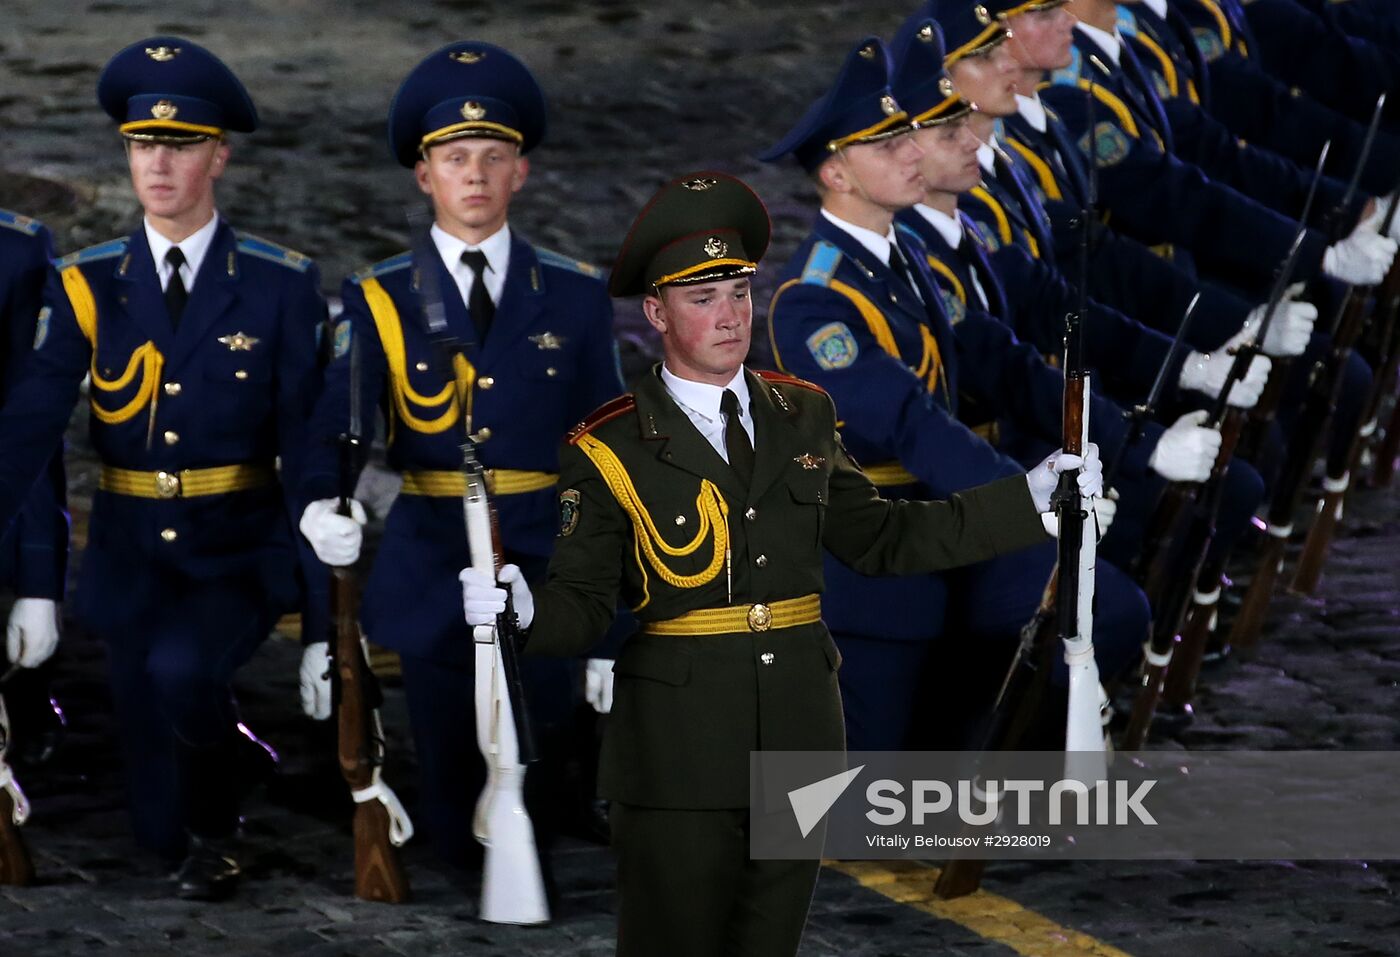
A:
[576,433,730,611]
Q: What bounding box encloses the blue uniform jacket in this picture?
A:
[0,213,67,602]
[301,233,623,663]
[897,206,1185,410]
[0,221,325,631]
[1042,35,1331,293]
[1133,1,1399,197]
[966,125,1254,351]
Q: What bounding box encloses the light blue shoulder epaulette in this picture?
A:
[1116,6,1139,37]
[894,222,924,247]
[536,247,603,280]
[351,251,413,284]
[1049,46,1083,87]
[0,209,43,237]
[236,232,313,273]
[55,237,129,269]
[799,241,842,286]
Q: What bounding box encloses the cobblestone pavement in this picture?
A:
[4,1,1400,954]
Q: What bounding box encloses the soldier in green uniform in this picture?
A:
[461,171,1097,956]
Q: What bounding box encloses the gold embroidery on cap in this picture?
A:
[145,46,180,62]
[450,51,485,64]
[682,177,719,191]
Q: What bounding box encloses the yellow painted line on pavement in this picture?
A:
[825,860,1135,957]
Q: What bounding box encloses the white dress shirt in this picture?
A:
[431,222,511,310]
[820,208,923,301]
[1140,0,1168,19]
[660,364,754,462]
[1015,92,1049,134]
[910,204,989,308]
[146,213,219,293]
[1075,20,1123,67]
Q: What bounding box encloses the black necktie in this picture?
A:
[461,249,495,343]
[164,246,188,327]
[888,242,914,291]
[721,388,754,486]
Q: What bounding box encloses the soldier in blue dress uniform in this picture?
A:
[0,38,328,899]
[760,36,1150,751]
[297,41,625,875]
[0,211,69,766]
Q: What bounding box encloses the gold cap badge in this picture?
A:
[682,177,718,191]
[975,4,992,25]
[145,46,180,62]
[859,44,877,60]
[461,100,487,121]
[880,94,899,116]
[150,100,179,120]
[703,236,728,258]
[939,77,955,97]
[450,51,485,65]
[918,24,934,41]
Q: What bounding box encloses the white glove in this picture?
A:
[299,498,366,566]
[459,563,535,630]
[1026,442,1103,513]
[1358,196,1400,242]
[1095,487,1118,536]
[1324,231,1398,286]
[5,598,60,668]
[1148,409,1222,482]
[584,658,615,714]
[1228,299,1317,358]
[1179,348,1271,408]
[299,641,332,720]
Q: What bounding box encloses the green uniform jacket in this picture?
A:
[529,366,1047,808]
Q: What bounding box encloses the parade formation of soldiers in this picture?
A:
[3,1,1400,955]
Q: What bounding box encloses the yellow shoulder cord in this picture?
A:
[1135,32,1180,97]
[1005,138,1065,201]
[360,277,475,436]
[61,265,164,428]
[576,433,730,611]
[922,255,967,305]
[969,187,1015,245]
[1197,0,1232,51]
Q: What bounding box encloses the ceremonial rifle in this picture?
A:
[1131,142,1334,720]
[407,209,548,925]
[1293,175,1400,589]
[1365,248,1400,485]
[1233,95,1387,640]
[332,319,412,903]
[0,688,33,885]
[935,65,1106,899]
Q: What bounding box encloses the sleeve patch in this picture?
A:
[939,288,967,326]
[806,322,859,370]
[1192,27,1225,61]
[32,306,51,349]
[558,489,582,536]
[1078,122,1132,167]
[332,318,352,359]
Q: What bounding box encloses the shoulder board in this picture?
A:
[351,251,413,283]
[799,241,843,287]
[894,222,924,247]
[1049,46,1083,87]
[236,233,314,273]
[1116,6,1139,37]
[755,369,827,396]
[55,237,128,269]
[567,394,636,443]
[536,247,604,280]
[0,209,43,237]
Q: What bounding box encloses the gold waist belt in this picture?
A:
[641,593,822,636]
[400,468,558,497]
[862,461,919,487]
[99,464,275,499]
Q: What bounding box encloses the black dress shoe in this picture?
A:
[175,834,241,901]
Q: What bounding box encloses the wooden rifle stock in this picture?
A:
[1289,288,1376,593]
[333,567,411,904]
[0,696,34,885]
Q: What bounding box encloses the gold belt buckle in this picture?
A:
[154,470,181,499]
[747,602,772,632]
